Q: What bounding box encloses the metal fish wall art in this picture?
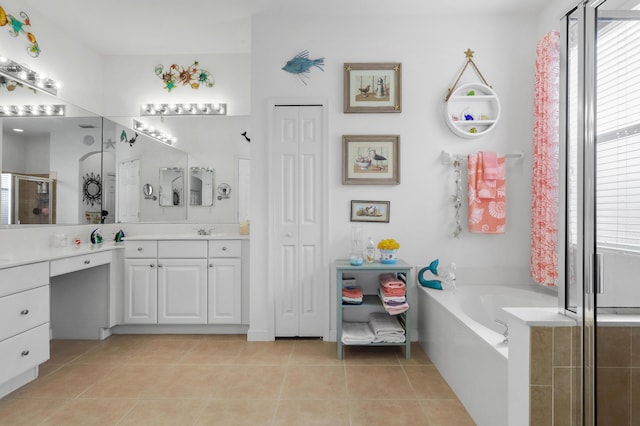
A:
[282,50,324,85]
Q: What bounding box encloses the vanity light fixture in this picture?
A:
[133,119,177,145]
[0,104,65,116]
[140,102,227,116]
[0,55,60,96]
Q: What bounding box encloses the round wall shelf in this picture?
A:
[445,83,500,139]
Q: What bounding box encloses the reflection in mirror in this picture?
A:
[190,167,214,206]
[102,118,188,223]
[143,183,154,197]
[1,113,102,225]
[160,167,184,207]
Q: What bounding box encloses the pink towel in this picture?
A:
[468,153,507,234]
[475,152,496,200]
[482,151,498,180]
[379,273,404,288]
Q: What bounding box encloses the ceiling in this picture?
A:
[23,0,555,56]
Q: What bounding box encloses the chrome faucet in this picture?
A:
[495,319,509,343]
[195,228,207,235]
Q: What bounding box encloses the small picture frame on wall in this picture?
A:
[350,200,390,223]
[342,134,400,185]
[344,62,402,113]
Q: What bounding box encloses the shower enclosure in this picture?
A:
[1,173,55,225]
[563,1,640,423]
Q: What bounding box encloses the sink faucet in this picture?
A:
[208,227,216,235]
[195,228,207,235]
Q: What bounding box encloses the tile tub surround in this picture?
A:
[0,335,474,425]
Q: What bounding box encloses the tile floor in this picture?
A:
[0,335,475,425]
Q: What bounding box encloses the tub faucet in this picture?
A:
[495,319,509,343]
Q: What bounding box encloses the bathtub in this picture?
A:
[417,284,557,426]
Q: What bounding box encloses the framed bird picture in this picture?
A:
[342,135,400,185]
[343,62,402,113]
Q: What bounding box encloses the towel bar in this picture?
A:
[440,149,524,165]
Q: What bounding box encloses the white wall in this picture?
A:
[249,12,540,339]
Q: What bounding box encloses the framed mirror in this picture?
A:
[190,167,214,206]
[159,167,184,207]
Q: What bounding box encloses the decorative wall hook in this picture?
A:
[241,131,250,142]
[445,48,492,101]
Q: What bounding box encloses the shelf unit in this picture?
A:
[445,83,500,138]
[335,259,412,359]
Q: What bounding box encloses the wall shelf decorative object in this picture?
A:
[444,49,500,138]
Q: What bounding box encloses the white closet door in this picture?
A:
[118,159,140,223]
[273,105,324,337]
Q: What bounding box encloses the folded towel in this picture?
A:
[377,288,406,304]
[368,312,405,336]
[342,285,363,298]
[341,322,375,344]
[482,151,498,180]
[383,303,409,315]
[379,273,405,288]
[342,296,363,305]
[380,285,406,298]
[373,334,406,343]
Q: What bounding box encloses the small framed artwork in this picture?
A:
[342,134,400,185]
[350,200,390,223]
[344,62,402,113]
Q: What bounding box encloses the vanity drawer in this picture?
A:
[158,240,207,258]
[0,262,49,298]
[0,286,49,341]
[124,241,158,258]
[49,251,112,277]
[208,240,241,257]
[0,323,50,384]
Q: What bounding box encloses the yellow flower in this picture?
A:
[377,238,400,250]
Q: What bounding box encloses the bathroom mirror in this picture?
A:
[190,167,214,207]
[159,167,185,207]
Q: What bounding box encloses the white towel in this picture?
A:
[368,312,405,336]
[341,322,375,344]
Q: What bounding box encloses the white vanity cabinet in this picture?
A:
[207,240,242,324]
[0,261,50,398]
[124,241,158,324]
[157,241,207,324]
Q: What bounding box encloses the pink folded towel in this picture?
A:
[482,151,498,180]
[379,273,405,288]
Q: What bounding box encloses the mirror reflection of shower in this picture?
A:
[1,173,55,224]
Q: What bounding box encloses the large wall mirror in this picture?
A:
[0,87,102,226]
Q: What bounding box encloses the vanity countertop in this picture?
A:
[0,242,124,270]
[123,233,249,241]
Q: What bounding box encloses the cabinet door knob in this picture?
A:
[150,264,155,268]
[222,246,227,251]
[137,247,143,251]
[20,309,29,315]
[21,350,30,357]
[286,232,292,237]
[84,260,91,264]
[209,263,213,268]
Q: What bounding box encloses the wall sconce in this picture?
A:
[133,119,177,145]
[0,104,65,116]
[0,55,60,95]
[140,103,226,116]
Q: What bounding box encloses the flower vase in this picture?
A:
[380,249,398,264]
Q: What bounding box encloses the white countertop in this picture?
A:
[0,242,124,270]
[502,307,576,327]
[122,233,249,241]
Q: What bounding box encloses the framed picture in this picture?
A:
[344,62,402,113]
[342,134,400,185]
[350,200,390,223]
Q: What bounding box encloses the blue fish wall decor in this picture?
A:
[282,50,325,84]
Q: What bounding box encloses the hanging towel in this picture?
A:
[482,151,498,180]
[475,152,497,200]
[468,153,507,234]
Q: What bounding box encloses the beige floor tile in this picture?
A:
[48,339,104,364]
[195,399,278,425]
[71,337,140,365]
[119,399,207,425]
[420,399,475,426]
[38,362,65,378]
[213,365,286,399]
[179,339,247,364]
[404,365,457,399]
[274,399,349,426]
[11,364,114,399]
[125,335,201,364]
[39,398,136,426]
[0,398,63,425]
[290,340,344,365]
[346,366,414,399]
[281,366,347,399]
[79,364,169,399]
[142,364,227,399]
[234,341,294,365]
[350,399,429,426]
[397,343,433,366]
[343,346,401,365]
